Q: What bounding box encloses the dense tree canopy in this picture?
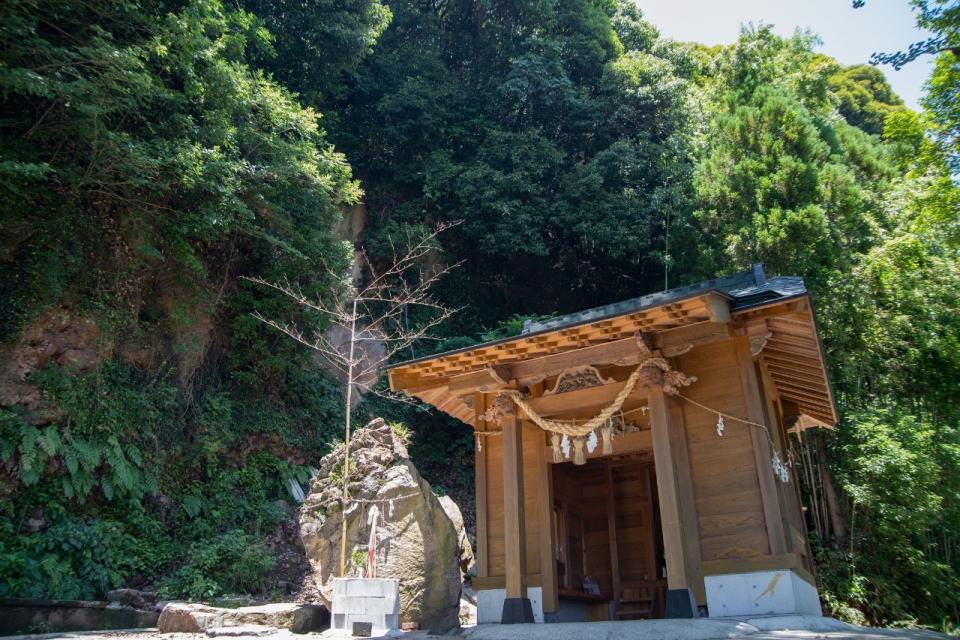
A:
[1,0,958,628]
[829,64,905,136]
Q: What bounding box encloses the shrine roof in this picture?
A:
[522,264,804,336]
[386,264,836,429]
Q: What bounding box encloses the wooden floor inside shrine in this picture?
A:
[552,452,668,620]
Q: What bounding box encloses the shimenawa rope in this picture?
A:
[495,357,669,437]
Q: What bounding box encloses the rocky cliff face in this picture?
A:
[298,418,469,633]
[0,308,103,420]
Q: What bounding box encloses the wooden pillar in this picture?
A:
[735,338,788,555]
[668,400,706,606]
[648,387,699,617]
[535,427,558,613]
[500,398,535,623]
[605,462,621,608]
[474,392,489,578]
[503,409,526,598]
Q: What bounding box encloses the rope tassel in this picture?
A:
[573,436,587,465]
[600,422,614,455]
[550,433,563,463]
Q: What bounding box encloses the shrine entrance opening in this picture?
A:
[552,453,668,621]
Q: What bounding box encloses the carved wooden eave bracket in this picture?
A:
[636,332,698,396]
[744,317,773,357]
[749,331,773,357]
[479,394,517,426]
[661,368,697,395]
[544,365,616,395]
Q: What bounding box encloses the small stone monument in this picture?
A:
[331,578,399,635]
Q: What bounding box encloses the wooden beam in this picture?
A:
[472,574,544,591]
[475,393,489,578]
[648,388,697,593]
[704,293,731,323]
[771,382,834,406]
[449,367,508,396]
[656,321,734,354]
[525,378,648,417]
[390,320,735,392]
[763,348,823,369]
[502,406,528,599]
[511,322,732,385]
[702,552,815,587]
[762,363,831,389]
[734,338,788,556]
[529,381,558,613]
[388,367,433,393]
[510,336,643,385]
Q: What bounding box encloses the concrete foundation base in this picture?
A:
[330,578,399,635]
[477,588,544,624]
[705,570,821,617]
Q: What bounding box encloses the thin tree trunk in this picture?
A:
[800,431,824,540]
[339,297,359,577]
[815,430,847,547]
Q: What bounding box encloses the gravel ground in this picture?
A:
[2,618,954,640]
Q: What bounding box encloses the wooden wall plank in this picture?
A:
[486,431,505,577]
[678,340,770,563]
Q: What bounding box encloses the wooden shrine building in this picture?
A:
[387,265,835,623]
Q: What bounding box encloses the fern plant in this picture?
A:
[0,364,168,501]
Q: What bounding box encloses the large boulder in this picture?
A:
[299,418,464,633]
[438,495,474,576]
[157,602,326,634]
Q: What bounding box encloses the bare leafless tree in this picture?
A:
[244,221,461,576]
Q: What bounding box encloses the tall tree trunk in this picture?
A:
[815,430,847,547]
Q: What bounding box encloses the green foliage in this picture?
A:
[693,27,891,281]
[240,0,392,103]
[349,549,367,572]
[1,365,172,500]
[0,503,170,600]
[924,51,960,171]
[815,406,960,624]
[322,0,699,332]
[161,530,275,600]
[387,421,411,445]
[0,0,357,342]
[0,0,360,602]
[829,64,904,136]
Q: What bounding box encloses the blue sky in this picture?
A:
[637,0,934,111]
